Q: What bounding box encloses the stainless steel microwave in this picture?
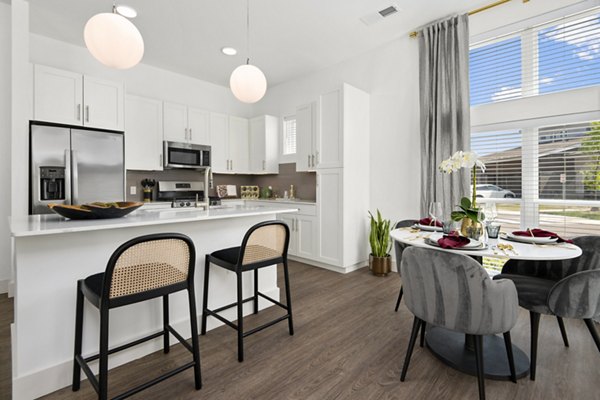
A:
[163,141,211,169]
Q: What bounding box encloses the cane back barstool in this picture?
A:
[201,220,293,362]
[72,233,202,400]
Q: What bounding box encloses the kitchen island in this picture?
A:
[9,204,297,400]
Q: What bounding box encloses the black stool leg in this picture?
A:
[530,311,541,381]
[584,319,600,353]
[474,335,486,400]
[163,295,170,354]
[188,285,202,390]
[419,321,426,348]
[201,255,210,335]
[72,281,84,391]
[557,317,569,347]
[99,307,110,400]
[400,316,421,382]
[253,269,259,314]
[394,286,403,312]
[237,271,244,362]
[503,331,517,383]
[283,260,294,335]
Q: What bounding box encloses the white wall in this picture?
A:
[251,37,422,224]
[0,2,11,289]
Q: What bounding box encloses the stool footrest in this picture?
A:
[75,354,99,393]
[167,325,193,354]
[206,310,239,330]
[112,361,196,400]
[211,297,254,314]
[258,292,288,310]
[243,315,290,337]
[84,331,164,363]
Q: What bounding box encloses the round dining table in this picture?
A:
[390,226,583,381]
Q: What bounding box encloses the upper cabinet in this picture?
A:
[209,112,229,173]
[33,64,124,131]
[249,115,279,174]
[318,89,343,169]
[125,95,163,171]
[209,114,250,174]
[296,102,317,172]
[163,102,209,145]
[228,116,250,173]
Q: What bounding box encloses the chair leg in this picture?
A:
[557,317,569,347]
[253,268,259,314]
[201,255,210,336]
[237,271,244,362]
[530,311,541,381]
[419,321,426,348]
[474,335,486,400]
[400,317,422,382]
[394,286,403,312]
[283,260,294,336]
[584,319,600,353]
[72,281,84,391]
[99,307,110,400]
[163,295,170,354]
[503,331,517,383]
[188,285,202,390]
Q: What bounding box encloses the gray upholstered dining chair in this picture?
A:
[393,219,417,312]
[400,247,519,400]
[493,235,600,380]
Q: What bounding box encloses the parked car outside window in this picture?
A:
[471,184,516,198]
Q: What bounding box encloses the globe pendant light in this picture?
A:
[230,0,267,103]
[84,3,144,69]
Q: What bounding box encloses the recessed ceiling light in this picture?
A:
[115,5,137,19]
[221,47,237,56]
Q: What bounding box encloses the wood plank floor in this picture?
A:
[1,261,599,399]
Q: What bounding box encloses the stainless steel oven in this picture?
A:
[163,141,211,169]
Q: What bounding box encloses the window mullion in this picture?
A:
[521,28,539,97]
[521,127,539,229]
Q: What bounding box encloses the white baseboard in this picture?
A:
[288,256,368,274]
[11,287,280,400]
[0,279,8,294]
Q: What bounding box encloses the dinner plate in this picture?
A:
[504,232,558,244]
[425,233,487,250]
[413,223,443,232]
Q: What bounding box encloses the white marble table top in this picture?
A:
[10,205,298,237]
[391,227,582,261]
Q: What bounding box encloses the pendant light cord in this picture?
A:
[246,0,250,65]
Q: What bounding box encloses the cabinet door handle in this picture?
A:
[85,106,90,122]
[316,151,319,165]
[311,154,315,167]
[230,159,233,170]
[189,128,192,141]
[160,154,163,167]
[76,104,81,121]
[308,155,311,167]
[263,160,265,171]
[184,128,188,141]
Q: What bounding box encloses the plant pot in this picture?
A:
[369,254,391,277]
[461,218,483,240]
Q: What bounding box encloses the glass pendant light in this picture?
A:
[84,3,144,69]
[230,0,267,103]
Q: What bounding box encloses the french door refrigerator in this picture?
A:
[30,123,125,215]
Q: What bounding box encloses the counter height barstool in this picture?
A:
[72,233,202,400]
[201,220,293,362]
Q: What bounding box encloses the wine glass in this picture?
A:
[483,203,498,223]
[428,201,443,226]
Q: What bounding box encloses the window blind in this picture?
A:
[283,117,297,155]
[470,8,600,106]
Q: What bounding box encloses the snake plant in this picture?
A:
[368,209,392,257]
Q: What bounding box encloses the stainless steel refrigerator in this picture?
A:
[30,123,125,215]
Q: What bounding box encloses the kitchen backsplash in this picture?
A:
[126,163,316,202]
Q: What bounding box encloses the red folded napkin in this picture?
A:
[512,228,573,244]
[437,235,470,249]
[419,217,442,227]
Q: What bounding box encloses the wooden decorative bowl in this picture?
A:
[48,202,144,220]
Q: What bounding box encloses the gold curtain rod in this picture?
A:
[409,0,530,38]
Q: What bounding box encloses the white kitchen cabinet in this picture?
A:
[228,116,250,173]
[318,88,343,169]
[125,95,163,171]
[296,215,318,259]
[33,64,124,131]
[249,115,279,174]
[295,102,317,172]
[279,214,298,256]
[163,102,210,145]
[209,112,229,173]
[317,169,343,265]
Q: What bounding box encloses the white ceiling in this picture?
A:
[27,0,489,87]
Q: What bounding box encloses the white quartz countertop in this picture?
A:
[10,205,298,237]
[226,198,316,205]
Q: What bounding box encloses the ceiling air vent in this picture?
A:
[360,4,400,26]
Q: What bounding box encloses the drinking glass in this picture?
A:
[483,203,498,222]
[428,201,443,226]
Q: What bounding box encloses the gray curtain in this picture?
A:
[419,14,471,218]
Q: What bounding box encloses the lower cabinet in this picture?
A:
[296,215,317,259]
[278,214,298,256]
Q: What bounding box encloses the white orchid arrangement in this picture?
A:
[439,151,486,223]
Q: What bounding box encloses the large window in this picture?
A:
[470,7,600,245]
[282,116,297,155]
